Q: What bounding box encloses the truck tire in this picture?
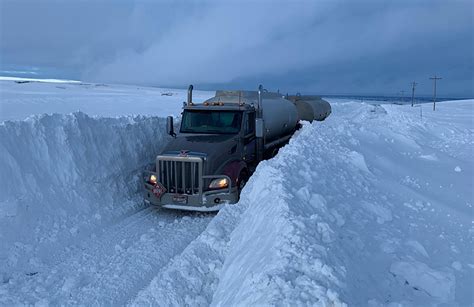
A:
[237,170,249,195]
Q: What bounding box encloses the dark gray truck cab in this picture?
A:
[144,85,331,211]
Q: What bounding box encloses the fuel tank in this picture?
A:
[261,94,299,141]
[288,95,332,122]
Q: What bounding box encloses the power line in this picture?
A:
[411,81,417,107]
[429,75,442,111]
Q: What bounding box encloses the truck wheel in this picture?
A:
[237,171,249,194]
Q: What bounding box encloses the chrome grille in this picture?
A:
[157,156,202,195]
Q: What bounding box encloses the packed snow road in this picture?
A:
[0,207,213,305]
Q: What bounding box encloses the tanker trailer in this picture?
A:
[288,94,332,122]
[143,85,330,212]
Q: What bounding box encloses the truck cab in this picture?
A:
[144,92,260,211]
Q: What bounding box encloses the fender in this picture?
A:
[221,160,247,186]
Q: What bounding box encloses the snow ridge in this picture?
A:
[133,100,473,306]
[0,112,167,277]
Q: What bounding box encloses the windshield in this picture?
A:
[180,110,242,134]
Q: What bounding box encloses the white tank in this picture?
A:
[261,96,299,141]
[289,95,332,122]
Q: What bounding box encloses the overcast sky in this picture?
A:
[1,0,473,96]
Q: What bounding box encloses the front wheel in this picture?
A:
[237,171,249,196]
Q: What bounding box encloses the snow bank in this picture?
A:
[134,99,473,306]
[0,112,168,276]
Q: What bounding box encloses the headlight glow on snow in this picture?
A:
[209,178,228,189]
[149,174,157,185]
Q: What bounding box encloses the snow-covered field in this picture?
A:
[0,78,212,121]
[0,79,472,305]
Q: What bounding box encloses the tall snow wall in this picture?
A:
[0,113,167,274]
[133,100,471,306]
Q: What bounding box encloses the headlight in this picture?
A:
[209,178,228,189]
[149,174,157,185]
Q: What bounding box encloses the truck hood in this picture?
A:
[161,134,239,173]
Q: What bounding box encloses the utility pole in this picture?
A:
[411,81,417,107]
[429,75,442,111]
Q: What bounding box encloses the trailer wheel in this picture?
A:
[270,147,279,158]
[264,147,279,159]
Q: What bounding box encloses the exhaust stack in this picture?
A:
[187,84,193,105]
[256,84,264,162]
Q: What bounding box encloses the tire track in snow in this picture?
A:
[0,206,215,305]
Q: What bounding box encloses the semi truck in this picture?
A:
[143,85,331,212]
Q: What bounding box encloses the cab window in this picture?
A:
[244,112,255,135]
[180,110,242,134]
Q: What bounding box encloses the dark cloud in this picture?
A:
[1,0,472,96]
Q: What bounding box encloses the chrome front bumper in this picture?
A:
[143,155,238,211]
[143,181,238,211]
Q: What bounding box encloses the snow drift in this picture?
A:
[134,100,473,306]
[0,112,168,276]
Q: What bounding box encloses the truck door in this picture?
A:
[242,112,256,163]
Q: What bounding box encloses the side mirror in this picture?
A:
[166,116,176,137]
[255,118,264,138]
